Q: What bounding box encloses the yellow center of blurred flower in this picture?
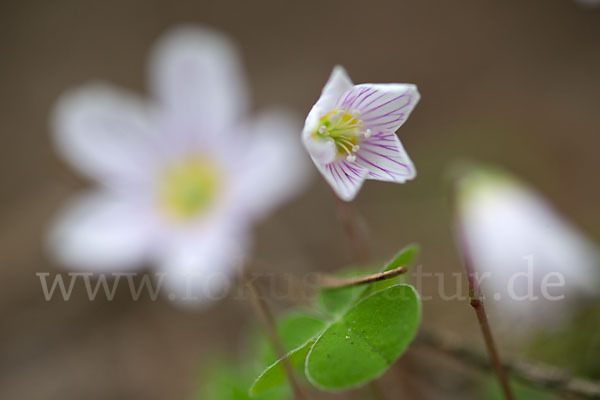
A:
[159,157,220,220]
[312,108,370,162]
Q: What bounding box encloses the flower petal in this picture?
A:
[304,136,337,165]
[356,132,416,182]
[48,191,156,271]
[339,83,420,133]
[458,170,600,327]
[316,160,369,201]
[460,173,600,297]
[316,65,354,111]
[52,84,158,187]
[157,224,248,306]
[149,25,248,134]
[231,110,311,219]
[302,66,354,142]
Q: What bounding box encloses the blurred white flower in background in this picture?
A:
[302,66,420,201]
[49,26,308,305]
[575,0,600,8]
[455,165,600,330]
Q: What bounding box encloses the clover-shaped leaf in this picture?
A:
[260,311,328,366]
[250,244,421,396]
[250,341,315,396]
[201,360,290,400]
[316,243,419,316]
[251,312,328,396]
[306,284,421,390]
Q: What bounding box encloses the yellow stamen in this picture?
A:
[158,157,220,221]
[311,108,367,161]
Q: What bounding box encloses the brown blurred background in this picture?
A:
[1,0,600,398]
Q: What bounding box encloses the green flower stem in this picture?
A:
[244,272,309,400]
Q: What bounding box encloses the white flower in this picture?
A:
[302,66,420,201]
[575,0,600,8]
[48,26,308,305]
[456,166,600,328]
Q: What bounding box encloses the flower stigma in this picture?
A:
[158,157,220,221]
[312,108,371,162]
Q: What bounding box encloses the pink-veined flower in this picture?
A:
[302,66,420,201]
[48,26,308,305]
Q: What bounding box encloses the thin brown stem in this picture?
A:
[244,273,309,400]
[335,196,371,263]
[416,329,600,399]
[450,173,514,399]
[471,296,514,399]
[318,266,407,289]
[456,222,515,400]
[332,195,389,400]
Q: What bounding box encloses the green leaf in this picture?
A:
[305,284,421,391]
[316,243,419,317]
[250,340,316,396]
[361,244,419,298]
[200,360,290,400]
[315,268,376,317]
[251,245,421,395]
[261,311,328,366]
[251,312,328,396]
[384,243,420,272]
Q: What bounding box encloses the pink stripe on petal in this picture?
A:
[340,90,355,109]
[361,92,387,110]
[356,133,416,183]
[339,86,373,110]
[317,159,368,201]
[356,154,398,179]
[327,164,340,185]
[355,85,419,133]
[363,141,399,152]
[366,115,407,128]
[344,162,363,176]
[355,89,377,109]
[346,87,371,109]
[362,94,408,115]
[370,133,396,142]
[332,163,348,189]
[340,162,364,184]
[362,100,411,122]
[360,147,410,170]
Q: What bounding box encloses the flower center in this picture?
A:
[312,108,371,162]
[158,157,220,221]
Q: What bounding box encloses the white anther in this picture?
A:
[352,145,360,152]
[364,129,372,138]
[318,125,327,134]
[346,154,356,162]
